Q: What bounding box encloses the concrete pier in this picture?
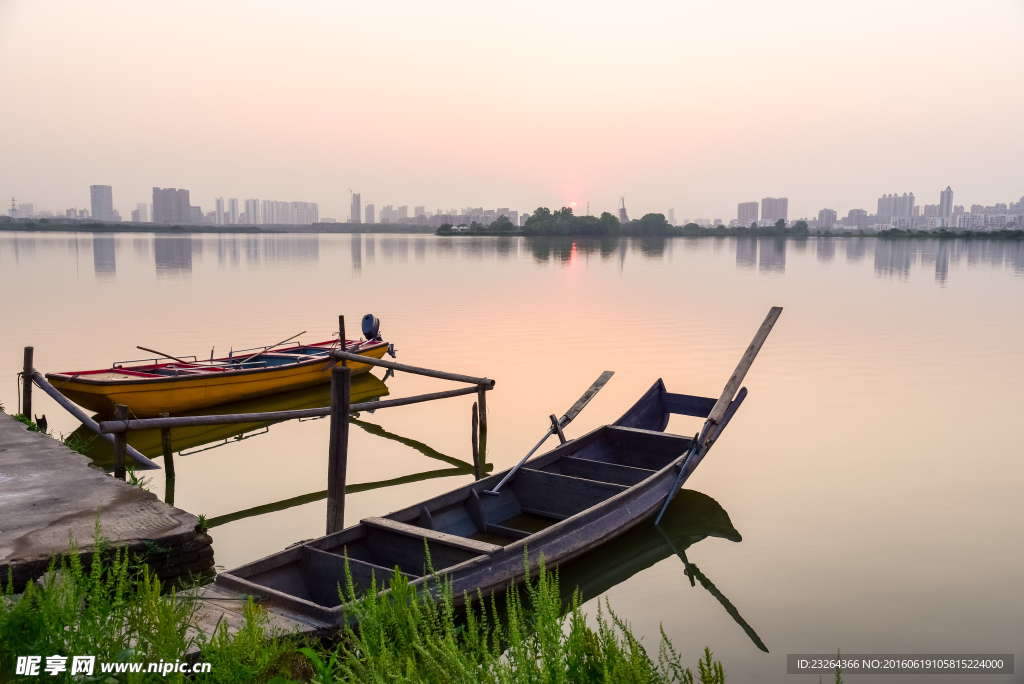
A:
[0,414,214,591]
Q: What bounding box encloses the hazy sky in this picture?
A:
[2,0,1022,221]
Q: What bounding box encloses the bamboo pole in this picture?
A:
[30,371,158,468]
[22,347,33,419]
[326,365,351,535]
[99,385,485,433]
[113,404,128,480]
[477,386,488,433]
[329,350,494,388]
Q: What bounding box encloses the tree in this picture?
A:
[599,212,621,232]
[792,220,809,235]
[436,223,453,235]
[637,213,670,235]
[774,219,786,230]
[750,222,757,230]
[490,215,515,232]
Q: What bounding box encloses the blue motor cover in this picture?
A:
[361,314,381,341]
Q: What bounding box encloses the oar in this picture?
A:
[655,306,782,525]
[484,370,614,496]
[237,331,307,366]
[137,346,192,366]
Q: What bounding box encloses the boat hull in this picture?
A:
[46,344,388,417]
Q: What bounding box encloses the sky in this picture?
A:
[1,0,1022,222]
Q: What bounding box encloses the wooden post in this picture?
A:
[159,412,175,479]
[471,401,480,479]
[475,389,487,479]
[113,403,128,480]
[338,315,347,367]
[22,347,33,420]
[477,386,487,433]
[326,365,351,535]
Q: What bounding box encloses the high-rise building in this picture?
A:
[761,197,788,223]
[18,203,35,218]
[876,192,915,219]
[845,209,868,230]
[228,198,239,225]
[414,206,425,218]
[365,204,375,224]
[90,185,115,222]
[152,187,191,224]
[737,201,758,225]
[668,209,675,225]
[818,208,837,230]
[398,206,409,221]
[215,198,225,225]
[350,193,361,224]
[244,199,261,225]
[939,186,954,219]
[260,200,319,225]
[135,203,148,223]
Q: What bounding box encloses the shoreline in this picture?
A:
[1,222,1021,240]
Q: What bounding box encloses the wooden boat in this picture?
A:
[45,338,390,418]
[70,373,390,468]
[212,307,781,630]
[215,378,742,626]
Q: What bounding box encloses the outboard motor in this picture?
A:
[361,314,382,341]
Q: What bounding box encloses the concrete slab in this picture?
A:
[0,413,213,590]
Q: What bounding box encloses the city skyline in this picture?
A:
[2,1,1022,222]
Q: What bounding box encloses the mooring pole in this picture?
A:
[159,412,175,479]
[326,364,351,535]
[22,346,33,419]
[113,403,128,480]
[471,401,480,479]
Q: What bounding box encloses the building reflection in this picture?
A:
[845,237,869,263]
[873,239,914,279]
[816,237,835,263]
[261,234,319,264]
[758,237,786,273]
[735,238,757,270]
[365,235,375,264]
[92,235,116,280]
[217,235,240,267]
[351,234,362,274]
[154,235,193,278]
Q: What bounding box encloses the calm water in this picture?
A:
[1,232,1022,682]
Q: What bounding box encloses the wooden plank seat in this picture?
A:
[540,456,655,487]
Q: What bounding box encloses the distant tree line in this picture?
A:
[437,208,815,237]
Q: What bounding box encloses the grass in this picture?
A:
[1,531,733,683]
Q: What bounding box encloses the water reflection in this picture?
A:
[758,237,786,274]
[216,235,240,267]
[351,233,362,274]
[92,236,116,280]
[816,237,835,263]
[736,238,757,270]
[154,235,194,278]
[556,489,766,652]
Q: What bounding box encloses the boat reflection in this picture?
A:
[73,372,391,468]
[556,489,767,652]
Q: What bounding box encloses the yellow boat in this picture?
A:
[71,373,390,467]
[46,338,391,418]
